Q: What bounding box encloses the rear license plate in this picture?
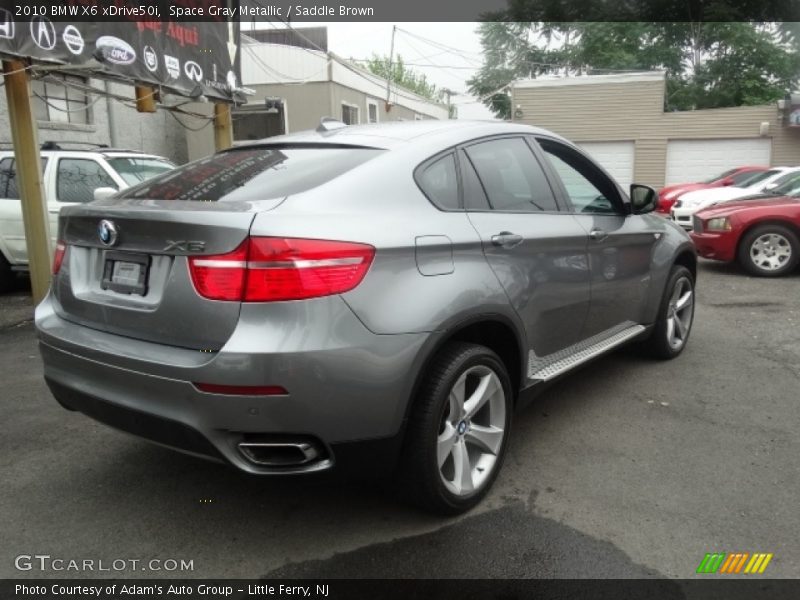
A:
[101,251,150,295]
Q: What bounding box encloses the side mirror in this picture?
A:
[721,177,735,186]
[763,182,778,191]
[93,187,118,202]
[630,184,658,215]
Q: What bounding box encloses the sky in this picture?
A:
[244,22,495,119]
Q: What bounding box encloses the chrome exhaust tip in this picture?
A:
[238,440,321,467]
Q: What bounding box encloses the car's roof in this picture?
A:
[232,120,568,151]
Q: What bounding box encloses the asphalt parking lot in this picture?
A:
[1,260,799,579]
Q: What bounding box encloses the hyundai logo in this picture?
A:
[98,220,118,247]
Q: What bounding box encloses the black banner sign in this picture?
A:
[0,2,241,101]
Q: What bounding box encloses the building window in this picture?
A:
[367,99,379,124]
[341,103,359,125]
[31,74,91,125]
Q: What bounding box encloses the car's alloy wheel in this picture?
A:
[749,233,793,273]
[738,225,800,277]
[399,342,512,514]
[437,365,506,497]
[641,265,694,359]
[665,275,694,352]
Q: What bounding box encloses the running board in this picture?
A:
[528,324,646,382]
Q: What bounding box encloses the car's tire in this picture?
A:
[0,253,15,293]
[737,224,800,277]
[642,265,695,360]
[398,342,513,515]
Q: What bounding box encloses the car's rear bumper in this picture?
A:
[689,230,738,262]
[36,293,428,476]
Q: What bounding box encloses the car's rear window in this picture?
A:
[115,147,383,202]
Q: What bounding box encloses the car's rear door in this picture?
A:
[534,136,659,338]
[461,136,591,357]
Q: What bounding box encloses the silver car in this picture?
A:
[36,121,696,514]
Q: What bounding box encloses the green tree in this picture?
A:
[363,54,439,101]
[468,21,800,119]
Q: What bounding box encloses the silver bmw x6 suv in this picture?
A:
[36,120,696,514]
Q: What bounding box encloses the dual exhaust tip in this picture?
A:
[238,439,323,467]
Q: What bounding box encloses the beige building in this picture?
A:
[511,72,800,189]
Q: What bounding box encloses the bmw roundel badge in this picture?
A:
[98,219,118,247]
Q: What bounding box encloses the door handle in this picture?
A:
[491,232,524,249]
[48,209,60,214]
[589,228,608,242]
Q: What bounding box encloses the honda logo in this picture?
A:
[184,61,203,82]
[0,9,13,40]
[31,16,55,50]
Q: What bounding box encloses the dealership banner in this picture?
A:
[0,2,241,101]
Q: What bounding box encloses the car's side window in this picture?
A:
[416,153,460,210]
[0,158,48,200]
[464,137,559,213]
[57,158,116,203]
[537,139,623,214]
[0,158,14,199]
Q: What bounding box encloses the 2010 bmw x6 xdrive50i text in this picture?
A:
[36,121,696,514]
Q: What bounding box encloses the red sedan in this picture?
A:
[657,166,768,214]
[691,194,800,277]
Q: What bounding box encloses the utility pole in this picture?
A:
[440,88,456,119]
[3,60,51,304]
[213,103,233,151]
[385,25,396,106]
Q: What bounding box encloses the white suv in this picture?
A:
[0,144,174,290]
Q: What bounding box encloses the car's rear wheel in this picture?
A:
[738,224,799,277]
[399,342,512,515]
[642,265,695,359]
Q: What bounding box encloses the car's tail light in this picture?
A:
[188,237,375,302]
[188,242,248,301]
[52,241,67,274]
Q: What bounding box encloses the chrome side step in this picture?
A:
[528,324,646,382]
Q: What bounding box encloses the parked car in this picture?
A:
[670,167,800,229]
[691,183,800,277]
[36,121,697,514]
[0,144,175,291]
[656,166,768,214]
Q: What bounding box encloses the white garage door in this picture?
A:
[578,141,635,189]
[665,139,771,185]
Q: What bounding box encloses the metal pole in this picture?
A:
[213,103,233,151]
[3,60,51,304]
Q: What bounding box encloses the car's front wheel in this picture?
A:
[400,342,513,515]
[738,224,799,277]
[642,265,695,359]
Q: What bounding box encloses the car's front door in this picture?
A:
[461,136,591,357]
[535,137,659,338]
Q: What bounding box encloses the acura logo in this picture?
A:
[98,220,118,247]
[31,16,55,50]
